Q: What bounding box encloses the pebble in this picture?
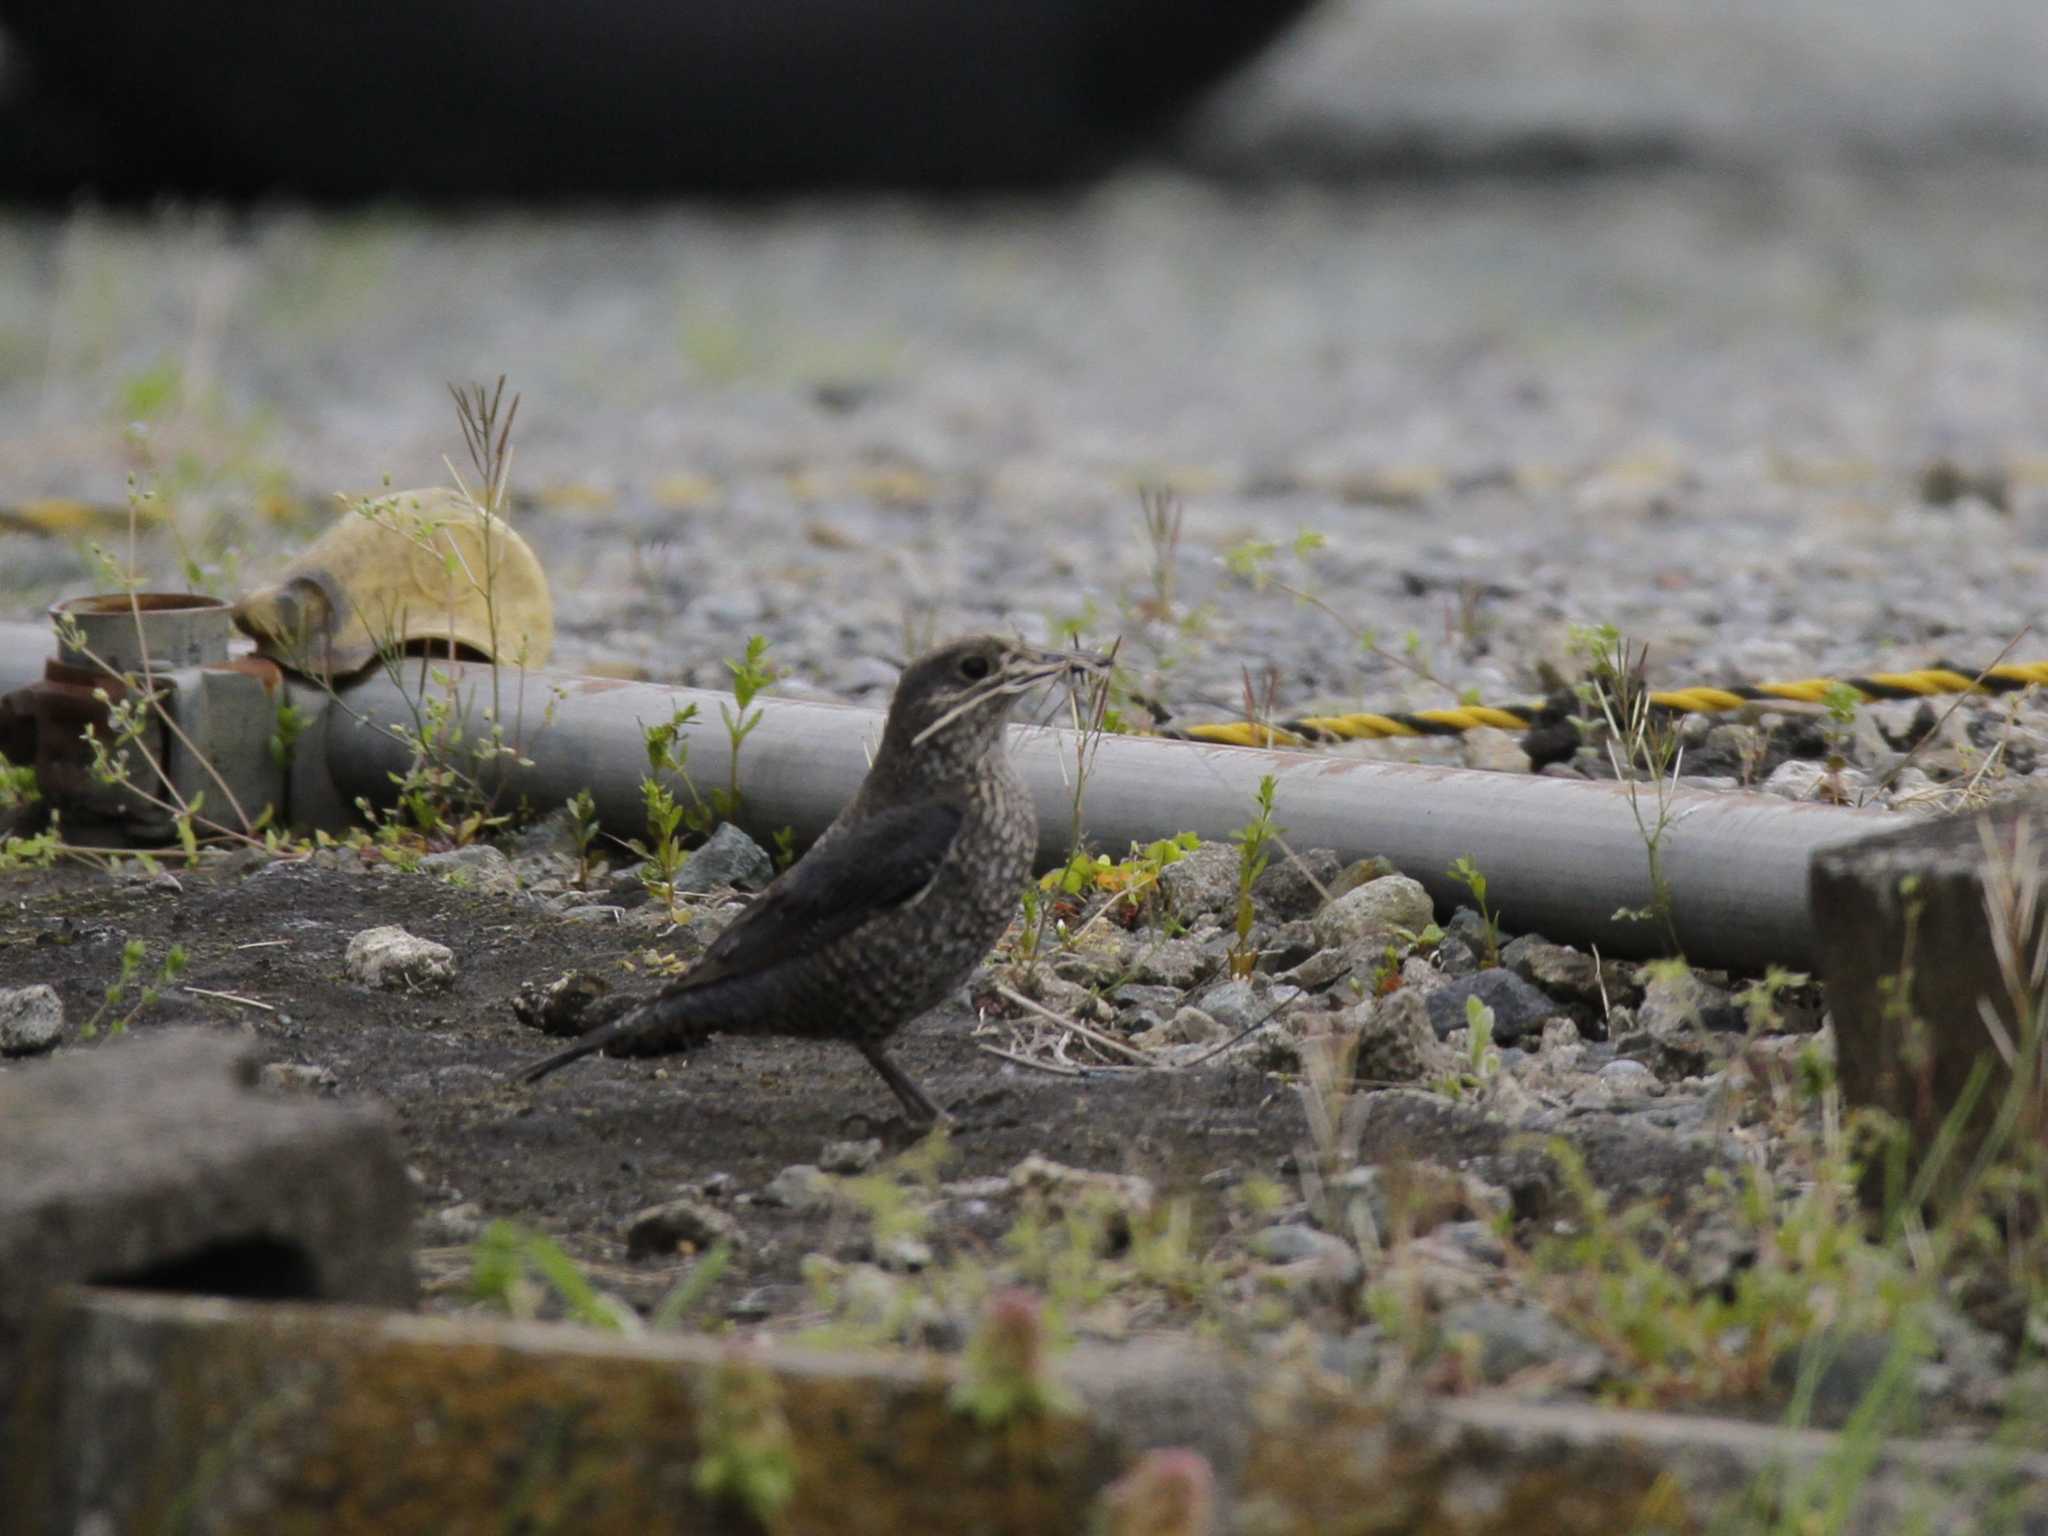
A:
[876,1234,934,1272]
[419,1201,487,1246]
[419,844,521,894]
[344,925,457,991]
[1193,977,1301,1034]
[1438,1299,1602,1386]
[820,1137,882,1174]
[1638,968,1745,1035]
[1008,1154,1155,1217]
[1422,969,1555,1045]
[673,822,775,893]
[510,971,612,1036]
[1138,1005,1223,1047]
[256,1062,340,1096]
[0,983,64,1056]
[1501,935,1604,1006]
[1310,875,1433,952]
[1252,847,1343,920]
[1349,990,1454,1084]
[625,1196,741,1258]
[760,1164,838,1212]
[1128,938,1207,990]
[1598,1058,1659,1090]
[1156,843,1242,918]
[1250,1223,1362,1288]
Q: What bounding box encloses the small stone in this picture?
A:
[1480,1070,1543,1123]
[1253,847,1343,919]
[1278,947,1352,991]
[1311,875,1433,952]
[1350,991,1454,1084]
[1328,856,1400,898]
[1423,970,1554,1045]
[1256,919,1319,973]
[1157,843,1241,918]
[1337,1163,1510,1240]
[820,1138,882,1174]
[1536,1018,1587,1072]
[1441,907,1498,967]
[1439,1299,1600,1385]
[1598,1058,1657,1090]
[1128,939,1207,990]
[673,823,775,893]
[510,971,612,1036]
[1762,759,1855,802]
[419,1201,487,1245]
[1638,968,1745,1035]
[1461,727,1528,774]
[344,925,456,991]
[256,1062,339,1096]
[419,844,521,894]
[1137,1005,1223,1047]
[602,863,657,906]
[876,1234,933,1272]
[760,1164,837,1212]
[1194,978,1301,1034]
[1008,1154,1154,1217]
[0,984,65,1057]
[1251,1223,1362,1287]
[1503,936,1604,1005]
[1015,971,1112,1023]
[625,1196,740,1258]
[727,1284,800,1322]
[1108,983,1183,1013]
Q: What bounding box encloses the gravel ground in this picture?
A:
[5,160,2048,793]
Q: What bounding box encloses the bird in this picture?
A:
[513,634,1107,1126]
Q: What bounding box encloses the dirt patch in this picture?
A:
[1,857,1307,1314]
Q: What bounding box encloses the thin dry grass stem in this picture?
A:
[449,376,521,516]
[1872,623,2031,800]
[1295,1017,1372,1236]
[992,984,1157,1067]
[1056,635,1117,848]
[976,1043,1085,1077]
[1237,662,1281,745]
[1135,486,1185,621]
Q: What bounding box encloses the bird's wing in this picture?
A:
[675,799,967,992]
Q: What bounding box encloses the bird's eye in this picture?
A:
[960,654,992,682]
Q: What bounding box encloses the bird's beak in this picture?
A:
[1005,641,1115,686]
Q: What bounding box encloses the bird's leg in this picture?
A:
[855,1039,948,1129]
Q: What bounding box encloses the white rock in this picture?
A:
[345,925,457,991]
[0,984,63,1056]
[1311,875,1434,952]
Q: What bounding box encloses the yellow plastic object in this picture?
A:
[232,488,554,681]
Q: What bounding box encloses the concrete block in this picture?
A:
[13,1289,2045,1535]
[0,1031,414,1431]
[1810,799,2048,1184]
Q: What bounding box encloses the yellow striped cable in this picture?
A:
[1162,661,2048,751]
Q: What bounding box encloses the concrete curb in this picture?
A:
[13,1289,2046,1535]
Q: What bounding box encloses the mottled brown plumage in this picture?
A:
[514,635,1102,1124]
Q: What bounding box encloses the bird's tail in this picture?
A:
[512,1028,620,1085]
[510,989,708,1085]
